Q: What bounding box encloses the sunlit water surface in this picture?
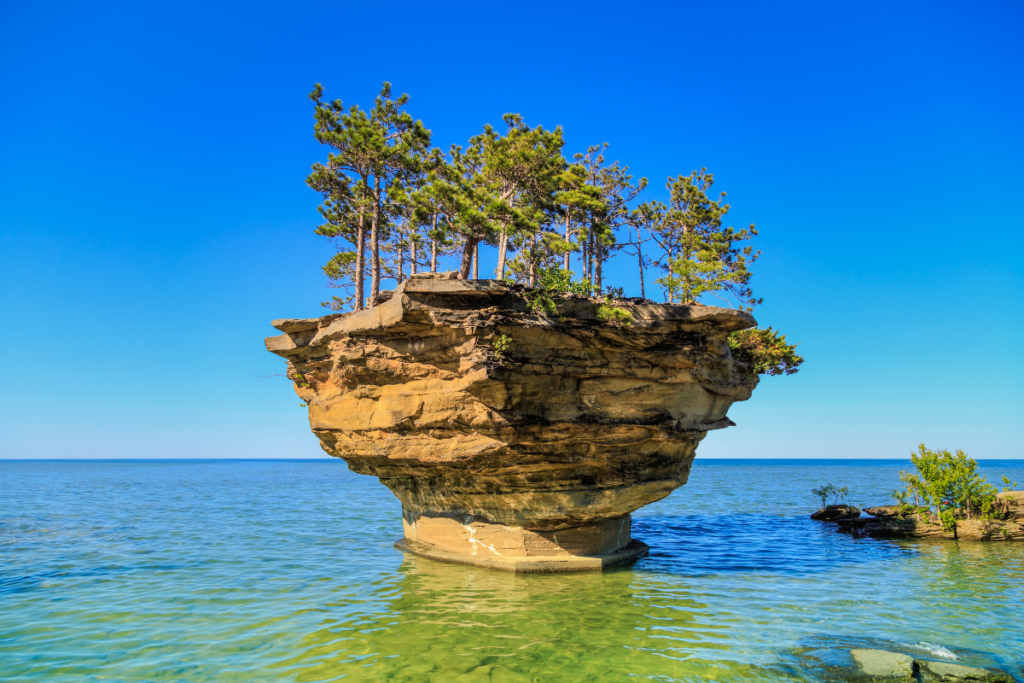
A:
[2,459,1022,682]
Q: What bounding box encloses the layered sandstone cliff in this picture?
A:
[266,273,758,570]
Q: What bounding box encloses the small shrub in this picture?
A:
[492,334,513,360]
[596,304,633,327]
[1002,475,1018,492]
[811,483,849,507]
[524,289,558,315]
[897,503,921,518]
[538,267,592,296]
[604,286,626,299]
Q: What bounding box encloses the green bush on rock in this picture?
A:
[596,303,633,327]
[894,444,1002,537]
[812,483,849,508]
[491,334,513,360]
[728,327,803,378]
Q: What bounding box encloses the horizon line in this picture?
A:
[2,457,1022,462]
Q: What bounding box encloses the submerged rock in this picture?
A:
[849,649,915,681]
[266,274,758,571]
[811,504,861,522]
[918,659,1013,682]
[787,637,1016,683]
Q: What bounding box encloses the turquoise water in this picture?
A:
[2,459,1022,682]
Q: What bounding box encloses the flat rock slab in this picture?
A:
[395,538,650,573]
[850,649,915,680]
[812,505,861,522]
[918,660,1013,682]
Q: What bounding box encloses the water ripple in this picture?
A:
[1,458,1022,682]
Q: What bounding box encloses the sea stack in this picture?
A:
[266,273,758,571]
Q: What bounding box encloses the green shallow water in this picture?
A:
[2,459,1022,682]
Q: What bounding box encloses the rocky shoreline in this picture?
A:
[811,492,1024,541]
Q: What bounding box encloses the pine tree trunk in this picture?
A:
[459,237,479,279]
[398,237,405,284]
[582,239,589,291]
[588,232,595,292]
[637,238,645,299]
[681,227,688,304]
[355,203,366,311]
[370,176,381,306]
[411,239,418,276]
[528,233,537,286]
[596,249,603,295]
[473,242,479,279]
[667,247,674,303]
[564,213,571,271]
[495,227,508,279]
[430,214,438,272]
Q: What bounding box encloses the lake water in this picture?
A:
[2,459,1022,682]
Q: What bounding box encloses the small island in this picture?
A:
[853,493,1023,540]
[811,448,1024,542]
[267,273,759,571]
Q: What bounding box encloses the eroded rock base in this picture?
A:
[398,511,646,572]
[395,538,649,573]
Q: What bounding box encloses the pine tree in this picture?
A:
[581,145,647,294]
[468,114,565,280]
[365,84,431,300]
[648,168,760,308]
[308,82,430,308]
[413,145,494,279]
[624,202,659,299]
[553,161,604,272]
[405,149,458,273]
[306,160,366,310]
[308,84,373,310]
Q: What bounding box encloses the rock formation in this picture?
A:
[810,504,861,522]
[266,273,758,571]
[842,492,1024,541]
[796,647,1014,683]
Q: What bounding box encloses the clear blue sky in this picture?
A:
[2,0,1021,459]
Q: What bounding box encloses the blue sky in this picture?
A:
[1,0,1021,459]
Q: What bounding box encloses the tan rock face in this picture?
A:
[402,513,632,558]
[267,275,758,568]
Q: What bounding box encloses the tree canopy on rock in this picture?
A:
[304,82,803,377]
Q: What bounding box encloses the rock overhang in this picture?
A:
[267,274,759,570]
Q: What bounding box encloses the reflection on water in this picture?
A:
[279,556,789,682]
[1,459,1022,682]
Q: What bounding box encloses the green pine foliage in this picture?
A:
[645,169,760,308]
[727,327,804,377]
[307,82,431,309]
[303,83,802,382]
